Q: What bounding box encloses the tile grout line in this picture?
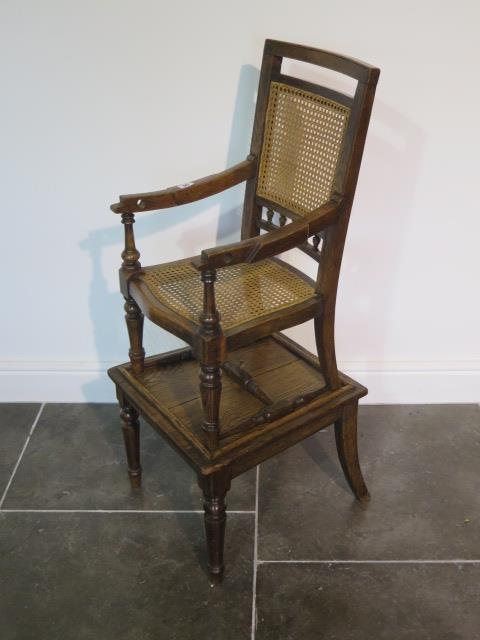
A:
[0,403,45,510]
[1,509,255,515]
[257,559,480,564]
[251,465,260,640]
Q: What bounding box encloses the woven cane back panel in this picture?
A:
[142,259,315,329]
[257,82,350,216]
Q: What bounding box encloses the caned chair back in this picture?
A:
[257,80,351,216]
[242,40,379,241]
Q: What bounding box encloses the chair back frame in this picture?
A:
[229,40,379,413]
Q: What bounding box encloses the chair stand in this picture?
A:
[108,39,379,583]
[108,333,369,583]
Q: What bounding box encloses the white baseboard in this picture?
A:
[0,362,118,403]
[344,368,480,404]
[0,361,478,404]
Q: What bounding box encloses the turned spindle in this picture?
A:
[198,269,224,451]
[121,212,141,271]
[120,213,145,374]
[124,298,145,374]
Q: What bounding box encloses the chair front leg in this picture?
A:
[119,211,145,375]
[124,297,145,375]
[198,268,225,451]
[199,363,222,450]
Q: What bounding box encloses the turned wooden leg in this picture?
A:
[124,297,145,375]
[199,473,230,584]
[199,364,222,451]
[198,268,225,451]
[119,403,142,489]
[335,401,369,502]
[314,313,341,390]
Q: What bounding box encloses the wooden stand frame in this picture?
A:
[108,334,369,582]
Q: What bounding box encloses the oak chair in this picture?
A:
[108,39,380,583]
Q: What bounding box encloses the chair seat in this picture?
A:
[132,256,317,333]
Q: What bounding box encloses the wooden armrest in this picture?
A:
[111,157,256,214]
[191,200,342,271]
[192,219,310,271]
[303,199,343,234]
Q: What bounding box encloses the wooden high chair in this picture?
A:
[108,39,380,583]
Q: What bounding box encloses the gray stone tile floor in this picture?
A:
[1,402,479,639]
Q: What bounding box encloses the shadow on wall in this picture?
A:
[283,75,425,389]
[79,65,259,402]
[292,97,425,485]
[336,99,426,377]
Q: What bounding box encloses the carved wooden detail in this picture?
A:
[222,360,273,404]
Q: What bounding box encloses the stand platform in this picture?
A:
[108,333,367,480]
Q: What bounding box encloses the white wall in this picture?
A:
[1,0,479,403]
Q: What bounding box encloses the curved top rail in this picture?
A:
[265,39,380,84]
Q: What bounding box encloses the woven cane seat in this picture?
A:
[257,82,350,216]
[139,257,316,330]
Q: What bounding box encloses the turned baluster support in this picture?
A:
[120,212,141,271]
[120,212,145,374]
[124,298,145,375]
[198,269,225,451]
[198,472,231,584]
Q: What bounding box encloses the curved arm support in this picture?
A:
[192,200,342,271]
[111,157,256,214]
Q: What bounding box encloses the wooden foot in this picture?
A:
[120,404,142,489]
[199,473,230,584]
[334,401,370,502]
